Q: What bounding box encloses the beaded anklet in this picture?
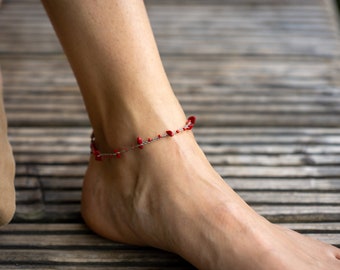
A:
[91,116,196,161]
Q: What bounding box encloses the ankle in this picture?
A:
[91,106,188,158]
[91,116,196,160]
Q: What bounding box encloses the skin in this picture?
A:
[0,69,16,226]
[2,0,340,269]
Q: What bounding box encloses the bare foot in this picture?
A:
[81,129,340,270]
[38,0,340,267]
[0,71,16,226]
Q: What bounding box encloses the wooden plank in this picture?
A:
[0,234,120,248]
[0,249,189,266]
[13,176,340,192]
[12,202,340,224]
[0,223,89,232]
[11,153,340,166]
[147,3,340,57]
[0,222,338,270]
[215,165,340,178]
[2,54,339,127]
[0,266,193,270]
[1,0,340,268]
[280,222,340,232]
[7,112,340,127]
[12,164,340,178]
[0,222,191,269]
[2,57,337,94]
[0,267,193,270]
[227,178,340,191]
[8,126,340,148]
[4,106,340,127]
[2,222,339,233]
[14,189,340,205]
[9,123,340,163]
[146,0,323,5]
[0,1,339,56]
[1,232,339,256]
[201,145,340,154]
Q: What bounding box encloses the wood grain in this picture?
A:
[0,0,339,268]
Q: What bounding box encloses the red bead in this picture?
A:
[114,150,121,158]
[187,116,196,125]
[158,134,162,139]
[176,130,180,133]
[185,116,196,130]
[137,137,144,149]
[94,151,102,161]
[148,138,152,142]
[166,130,174,137]
[137,137,143,144]
[90,143,97,152]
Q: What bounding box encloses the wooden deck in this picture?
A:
[0,0,340,268]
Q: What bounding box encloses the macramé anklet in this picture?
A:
[91,116,196,160]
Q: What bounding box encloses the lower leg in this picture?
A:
[0,69,16,226]
[41,0,186,151]
[41,1,340,269]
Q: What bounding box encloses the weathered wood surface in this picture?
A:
[0,0,340,268]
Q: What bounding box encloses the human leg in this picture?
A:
[0,68,16,226]
[41,0,340,269]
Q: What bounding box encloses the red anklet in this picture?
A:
[90,116,196,161]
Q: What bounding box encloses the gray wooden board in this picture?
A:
[1,56,340,127]
[0,0,340,268]
[0,1,339,56]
